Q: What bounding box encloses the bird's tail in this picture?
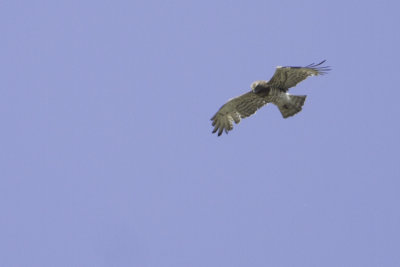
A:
[277,95,307,118]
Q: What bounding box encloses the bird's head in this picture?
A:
[251,81,261,90]
[251,80,267,93]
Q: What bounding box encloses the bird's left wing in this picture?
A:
[211,91,268,136]
[268,60,330,91]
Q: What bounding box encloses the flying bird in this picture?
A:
[211,60,330,136]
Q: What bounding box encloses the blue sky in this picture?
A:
[1,0,400,266]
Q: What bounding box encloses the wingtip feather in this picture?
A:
[306,60,331,75]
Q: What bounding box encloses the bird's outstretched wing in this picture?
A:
[211,91,268,136]
[268,60,330,91]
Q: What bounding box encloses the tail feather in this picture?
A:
[278,95,307,118]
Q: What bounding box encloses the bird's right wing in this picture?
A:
[268,60,330,91]
[211,91,268,136]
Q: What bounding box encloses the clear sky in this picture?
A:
[1,0,400,266]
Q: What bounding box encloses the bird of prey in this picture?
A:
[211,60,330,136]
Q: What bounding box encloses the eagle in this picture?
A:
[211,60,330,136]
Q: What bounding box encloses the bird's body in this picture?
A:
[211,60,330,136]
